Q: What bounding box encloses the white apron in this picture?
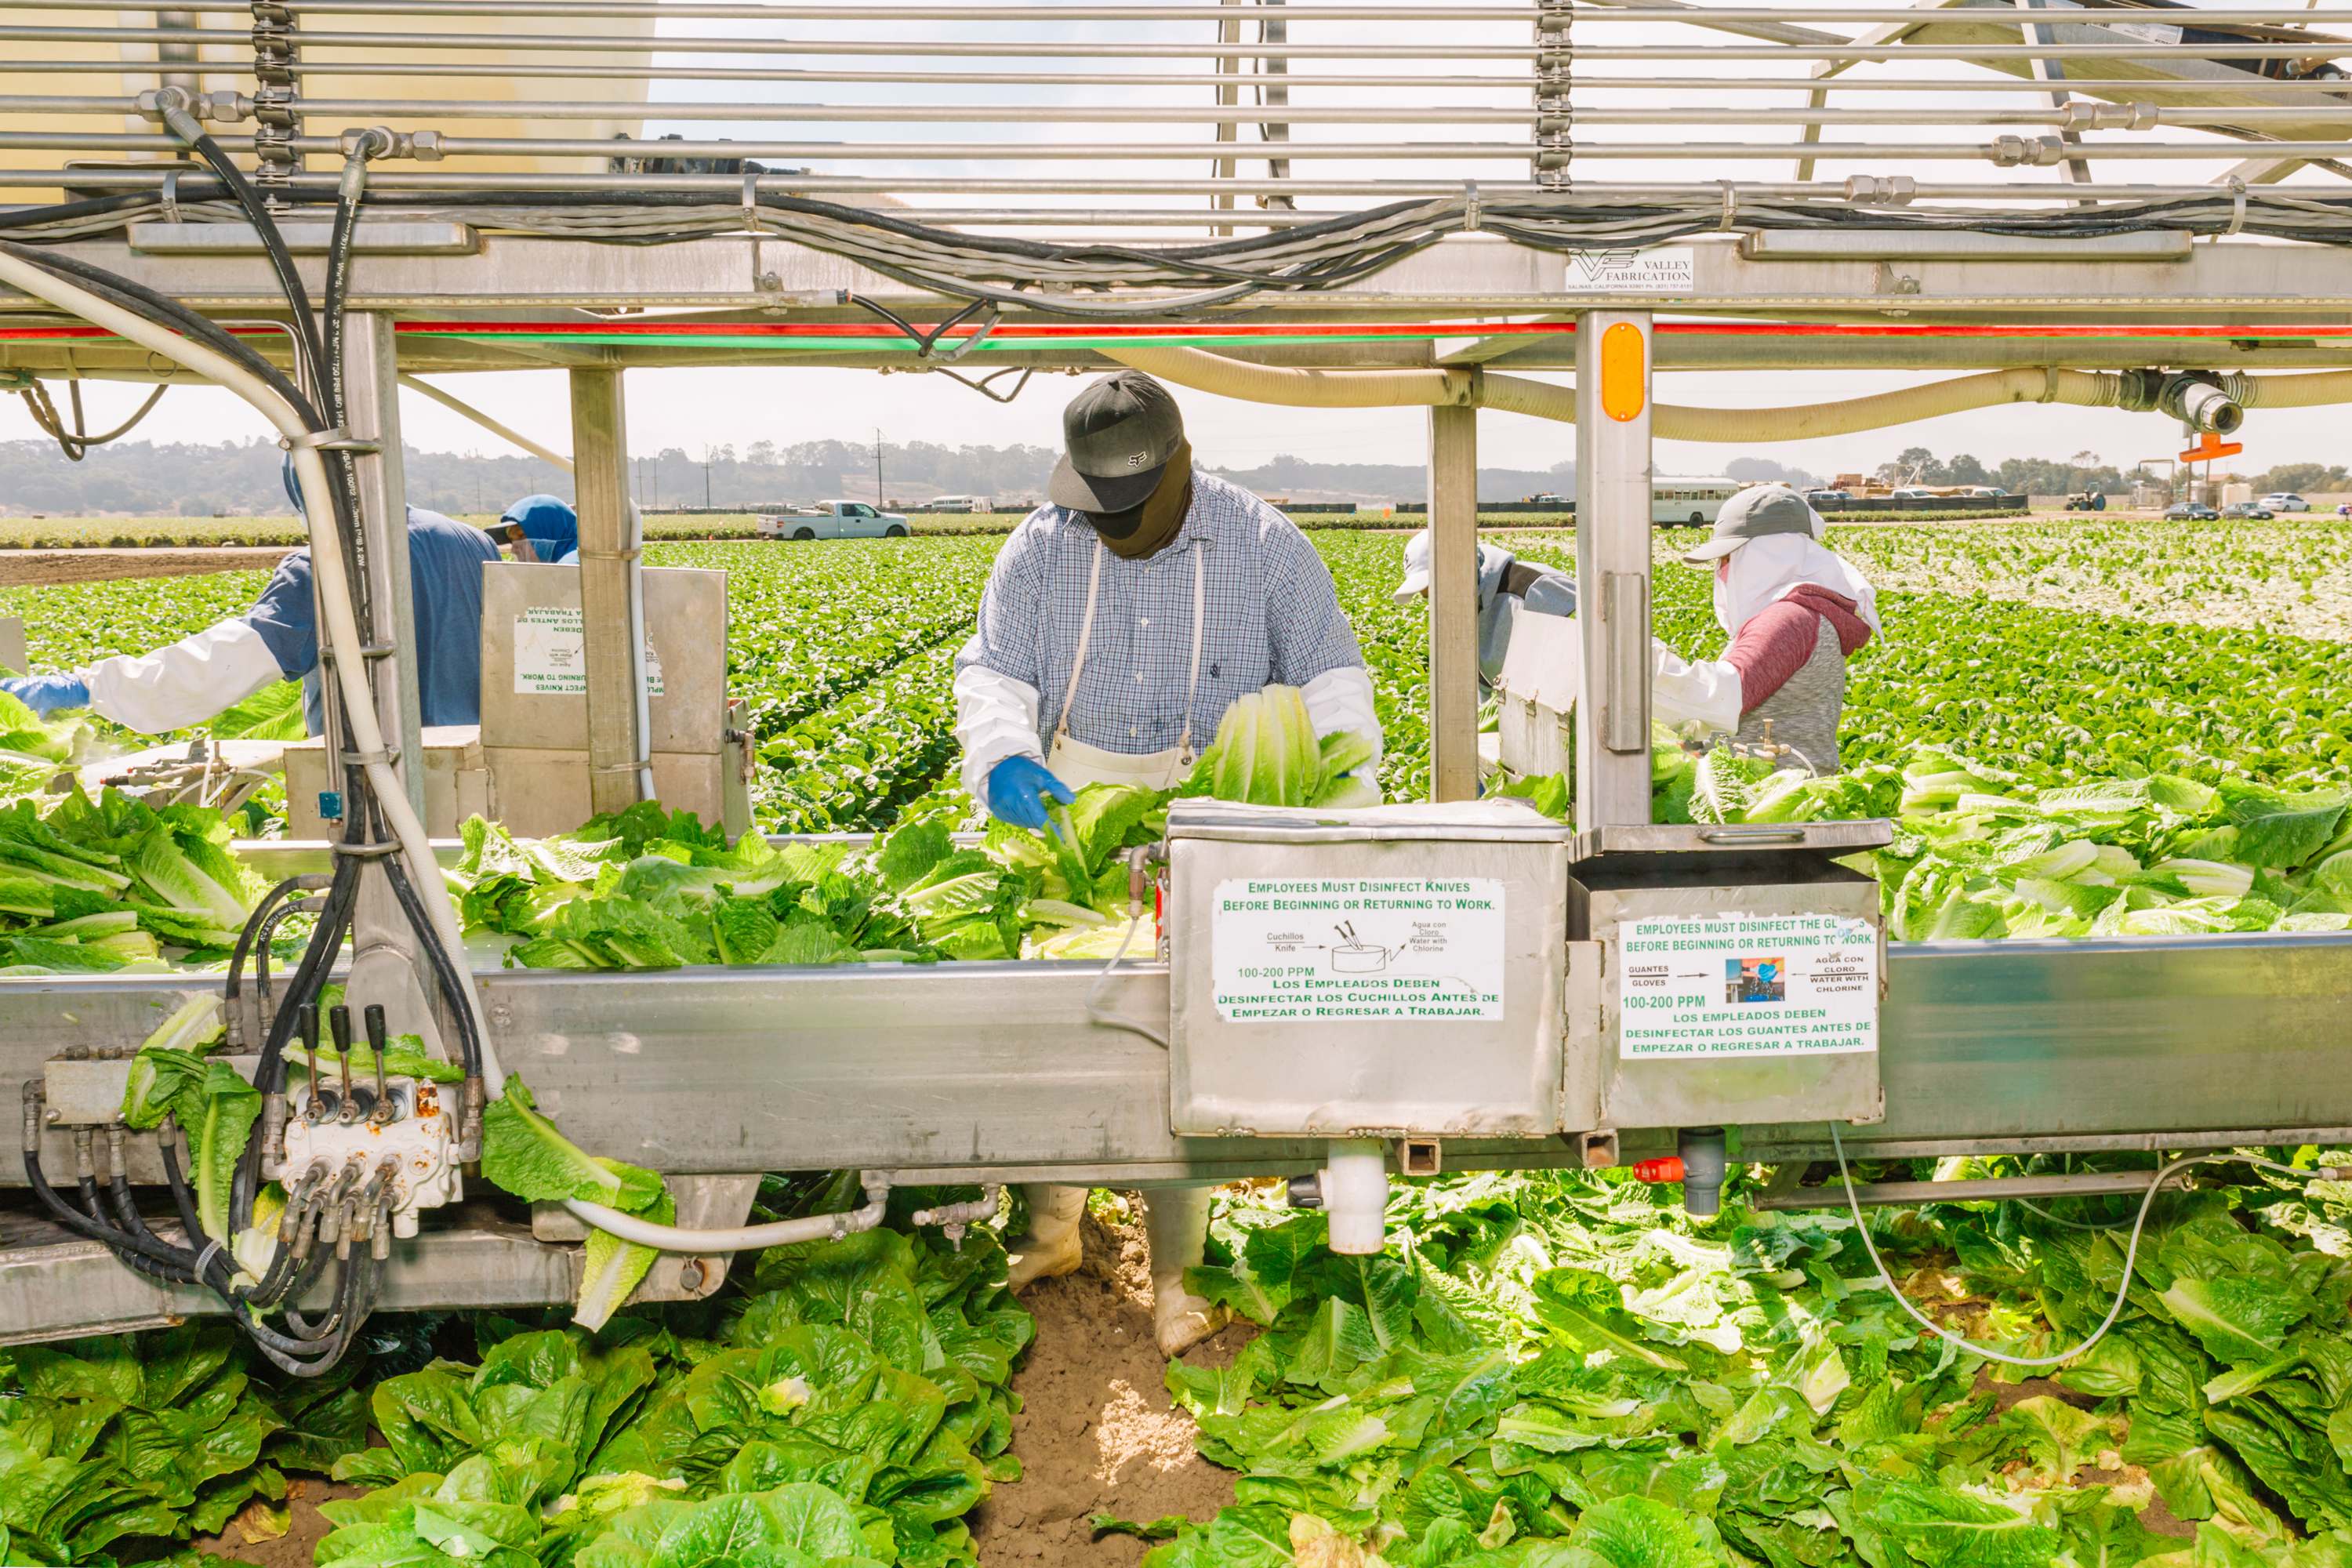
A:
[1045,535,1207,792]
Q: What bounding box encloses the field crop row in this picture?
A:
[3,521,2343,829]
[1832,514,2352,644]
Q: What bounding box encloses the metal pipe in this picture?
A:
[396,373,572,473]
[1756,1168,2169,1212]
[565,1175,888,1252]
[42,94,2352,128]
[26,1,2352,19]
[25,131,2352,162]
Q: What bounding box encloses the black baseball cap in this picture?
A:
[1047,371,1185,513]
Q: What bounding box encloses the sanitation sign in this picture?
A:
[1210,877,1506,1022]
[1617,913,1877,1059]
[512,607,666,696]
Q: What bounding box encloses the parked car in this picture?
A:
[2222,501,2274,519]
[2260,492,2312,512]
[753,499,910,539]
[1889,488,1939,500]
[2164,502,2220,521]
[1963,485,2005,499]
[1805,488,1853,507]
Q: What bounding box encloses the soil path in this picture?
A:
[971,1196,1254,1566]
[0,546,295,586]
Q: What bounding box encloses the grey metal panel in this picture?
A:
[0,1206,575,1346]
[1572,821,1894,858]
[1744,932,2352,1157]
[1741,230,2192,263]
[4,937,2352,1190]
[129,221,481,256]
[1165,833,1570,1138]
[479,562,728,753]
[1591,880,1885,1129]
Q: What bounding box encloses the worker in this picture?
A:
[1649,485,1880,775]
[0,480,578,735]
[953,368,1381,1356]
[1391,528,1576,688]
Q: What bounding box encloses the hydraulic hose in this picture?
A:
[1101,347,2352,443]
[564,1175,891,1253]
[0,248,502,1104]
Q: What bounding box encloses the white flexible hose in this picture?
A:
[1829,1122,2318,1370]
[0,250,502,1097]
[564,1180,889,1252]
[397,373,574,474]
[1102,347,2352,444]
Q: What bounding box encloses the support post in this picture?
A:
[569,366,648,818]
[340,311,440,1044]
[339,312,422,818]
[1426,401,1479,803]
[1574,310,1653,830]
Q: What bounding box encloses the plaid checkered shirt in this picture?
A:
[954,469,1365,758]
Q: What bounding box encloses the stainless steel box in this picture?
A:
[1166,798,1571,1138]
[1569,822,1892,1132]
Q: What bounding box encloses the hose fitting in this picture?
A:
[1677,1127,1729,1218]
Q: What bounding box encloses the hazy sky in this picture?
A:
[2,0,2337,481]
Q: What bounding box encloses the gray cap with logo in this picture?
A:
[1680,484,1821,563]
[1047,370,1186,514]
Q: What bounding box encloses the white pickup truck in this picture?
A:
[753,499,910,539]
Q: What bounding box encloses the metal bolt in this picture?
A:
[678,1258,706,1292]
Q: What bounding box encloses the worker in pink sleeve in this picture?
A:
[1650,485,1880,776]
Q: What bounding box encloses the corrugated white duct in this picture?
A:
[1101,346,2352,442]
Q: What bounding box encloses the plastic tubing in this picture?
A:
[0,248,502,1098]
[1101,347,2352,443]
[564,1176,891,1253]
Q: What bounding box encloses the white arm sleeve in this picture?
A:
[1301,665,1383,771]
[953,648,1044,800]
[83,619,289,737]
[1650,638,1743,738]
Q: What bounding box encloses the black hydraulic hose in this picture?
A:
[24,1150,215,1277]
[158,1116,209,1250]
[105,1174,197,1284]
[172,129,324,392]
[225,873,320,1054]
[234,848,361,1234]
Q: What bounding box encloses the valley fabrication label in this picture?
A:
[1210,877,1506,1022]
[1617,913,1878,1059]
[512,606,666,696]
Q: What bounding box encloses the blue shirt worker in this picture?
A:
[2,487,578,735]
[953,369,1382,1358]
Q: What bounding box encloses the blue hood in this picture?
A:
[501,494,578,563]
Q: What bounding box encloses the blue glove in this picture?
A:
[2,673,88,716]
[986,755,1073,832]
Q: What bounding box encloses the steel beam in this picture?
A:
[6,933,2348,1189]
[1573,310,1652,831]
[20,233,2352,325]
[1426,401,1479,802]
[568,366,650,816]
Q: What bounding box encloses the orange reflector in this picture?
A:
[2179,432,2242,463]
[1599,321,1646,423]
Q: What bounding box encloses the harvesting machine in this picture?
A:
[0,0,2348,1359]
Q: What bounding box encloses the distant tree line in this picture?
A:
[1871,446,2352,498]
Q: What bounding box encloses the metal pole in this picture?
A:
[341,312,423,819]
[1214,0,1241,234]
[1573,310,1653,830]
[1258,0,1290,207]
[1426,401,1479,803]
[340,310,441,1044]
[569,366,648,818]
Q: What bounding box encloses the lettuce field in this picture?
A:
[6,520,2352,1568]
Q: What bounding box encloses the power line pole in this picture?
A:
[874,426,885,506]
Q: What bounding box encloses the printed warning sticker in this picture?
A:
[1617,913,1878,1059]
[512,607,665,697]
[1210,877,1506,1022]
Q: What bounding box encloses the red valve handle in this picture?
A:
[1631,1157,1685,1184]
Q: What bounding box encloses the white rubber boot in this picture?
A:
[1141,1185,1228,1356]
[1004,1183,1086,1290]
